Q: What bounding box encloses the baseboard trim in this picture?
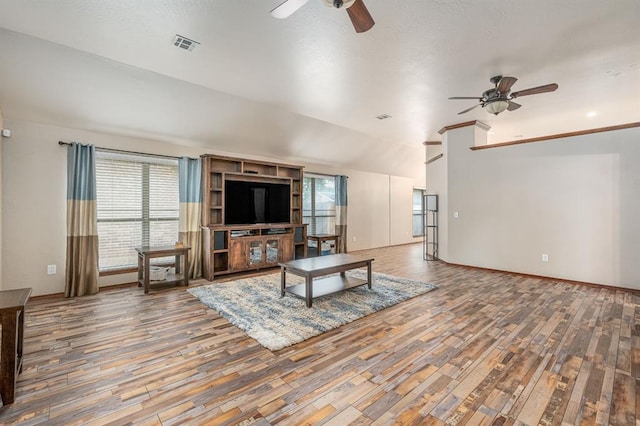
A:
[29,281,139,301]
[440,259,640,294]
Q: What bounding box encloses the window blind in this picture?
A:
[95,151,179,271]
[412,188,425,237]
[302,174,336,235]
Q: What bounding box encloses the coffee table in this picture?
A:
[279,253,374,307]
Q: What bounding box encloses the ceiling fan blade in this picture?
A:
[497,76,517,94]
[346,0,375,33]
[511,83,558,98]
[457,104,481,115]
[507,100,522,111]
[449,96,483,100]
[270,0,309,19]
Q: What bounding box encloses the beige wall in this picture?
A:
[432,123,640,289]
[389,176,423,246]
[0,105,3,290]
[296,165,423,252]
[2,118,423,296]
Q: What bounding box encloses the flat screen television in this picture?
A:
[225,180,291,225]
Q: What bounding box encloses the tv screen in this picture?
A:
[225,180,291,225]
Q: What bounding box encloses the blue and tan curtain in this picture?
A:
[66,143,99,297]
[336,175,348,253]
[179,157,202,278]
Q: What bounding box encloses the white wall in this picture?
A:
[2,118,424,296]
[437,123,640,289]
[425,143,448,260]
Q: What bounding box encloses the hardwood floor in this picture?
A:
[1,243,638,425]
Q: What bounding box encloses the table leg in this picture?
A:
[305,276,313,308]
[137,253,143,287]
[17,310,24,374]
[184,251,189,287]
[281,267,287,297]
[175,255,181,274]
[144,255,150,294]
[0,311,18,404]
[367,261,372,289]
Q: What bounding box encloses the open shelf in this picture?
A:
[201,155,304,228]
[284,275,368,300]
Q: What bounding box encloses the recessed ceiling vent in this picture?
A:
[376,114,392,120]
[173,34,200,51]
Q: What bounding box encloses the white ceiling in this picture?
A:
[0,0,639,178]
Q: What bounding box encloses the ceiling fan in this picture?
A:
[270,0,375,33]
[449,76,558,115]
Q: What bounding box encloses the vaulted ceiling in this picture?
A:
[0,1,638,178]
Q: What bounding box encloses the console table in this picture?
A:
[1,287,32,405]
[307,233,341,256]
[135,245,190,294]
[279,254,373,307]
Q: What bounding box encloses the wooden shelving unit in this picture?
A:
[200,155,306,280]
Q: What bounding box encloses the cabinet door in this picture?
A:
[229,239,247,271]
[265,239,280,264]
[248,240,263,266]
[281,235,294,262]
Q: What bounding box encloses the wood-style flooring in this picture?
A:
[1,243,638,425]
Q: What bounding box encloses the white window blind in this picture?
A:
[413,188,426,237]
[302,174,336,235]
[95,151,179,271]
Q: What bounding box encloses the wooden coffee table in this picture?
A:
[279,253,374,307]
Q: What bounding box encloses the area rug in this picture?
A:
[187,270,437,351]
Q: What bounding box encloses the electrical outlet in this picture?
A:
[352,236,357,242]
[541,254,549,262]
[47,264,57,274]
[453,211,459,218]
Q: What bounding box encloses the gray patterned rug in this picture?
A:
[188,270,437,351]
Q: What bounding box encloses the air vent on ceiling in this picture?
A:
[173,34,200,51]
[376,114,392,120]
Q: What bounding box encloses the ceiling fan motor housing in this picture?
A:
[321,0,357,8]
[482,88,498,101]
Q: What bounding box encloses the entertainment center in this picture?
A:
[201,154,307,280]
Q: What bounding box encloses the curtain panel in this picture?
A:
[65,143,99,297]
[335,175,348,253]
[179,157,202,279]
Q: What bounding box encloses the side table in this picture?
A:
[0,287,32,405]
[135,245,191,294]
[307,234,341,256]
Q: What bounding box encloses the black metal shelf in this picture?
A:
[423,194,438,261]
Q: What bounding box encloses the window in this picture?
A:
[303,174,336,235]
[95,151,179,271]
[413,188,426,237]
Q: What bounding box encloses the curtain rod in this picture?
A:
[58,141,181,160]
[306,171,349,179]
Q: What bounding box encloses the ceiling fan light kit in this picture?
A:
[449,76,558,115]
[485,99,509,115]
